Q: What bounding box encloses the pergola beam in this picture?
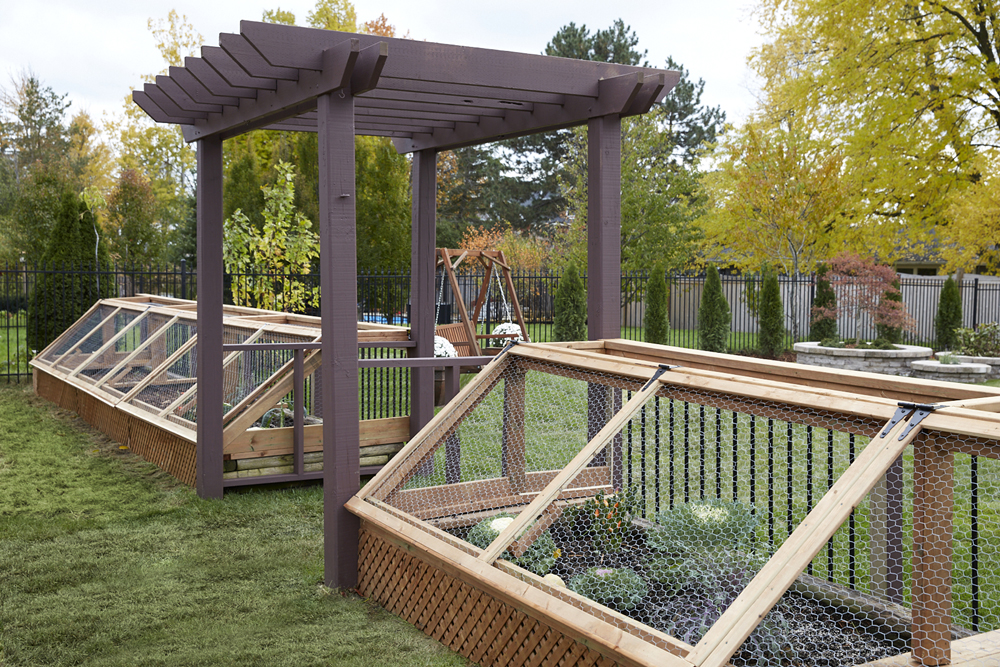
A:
[240,21,663,97]
[395,73,666,153]
[156,76,224,115]
[220,33,300,81]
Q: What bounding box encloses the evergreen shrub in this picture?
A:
[757,267,785,357]
[27,193,112,353]
[935,276,963,351]
[554,261,587,342]
[698,265,730,353]
[644,264,670,345]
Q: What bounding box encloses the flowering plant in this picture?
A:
[433,335,457,358]
[574,485,641,554]
[491,322,524,342]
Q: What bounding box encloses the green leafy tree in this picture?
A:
[224,161,319,313]
[27,192,112,351]
[307,0,356,31]
[698,265,730,353]
[108,11,201,263]
[5,162,68,262]
[355,136,410,270]
[810,263,838,342]
[936,276,963,351]
[757,267,785,357]
[561,104,705,276]
[105,169,160,265]
[0,74,111,264]
[0,72,70,171]
[553,261,587,342]
[644,264,670,345]
[495,19,651,231]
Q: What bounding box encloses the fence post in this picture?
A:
[911,435,953,666]
[181,259,188,301]
[972,277,979,329]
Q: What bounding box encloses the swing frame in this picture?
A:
[434,248,530,357]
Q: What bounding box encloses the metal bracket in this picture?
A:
[879,402,938,441]
[495,339,519,358]
[897,403,938,441]
[879,405,912,438]
[641,364,677,391]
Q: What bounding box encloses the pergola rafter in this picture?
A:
[133,21,677,149]
[131,20,679,590]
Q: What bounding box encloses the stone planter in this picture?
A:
[936,353,1000,381]
[793,342,933,377]
[910,359,991,383]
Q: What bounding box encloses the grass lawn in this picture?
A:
[0,383,470,667]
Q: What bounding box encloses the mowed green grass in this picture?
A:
[0,383,470,667]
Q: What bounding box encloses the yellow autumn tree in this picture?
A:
[943,151,1000,275]
[750,0,1000,264]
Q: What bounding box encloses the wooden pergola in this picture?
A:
[133,20,679,588]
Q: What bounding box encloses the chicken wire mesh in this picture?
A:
[37,303,116,364]
[48,307,142,373]
[369,353,1000,667]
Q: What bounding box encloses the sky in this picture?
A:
[0,0,765,132]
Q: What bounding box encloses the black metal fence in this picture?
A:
[3,262,999,383]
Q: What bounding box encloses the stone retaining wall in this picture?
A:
[794,342,933,377]
[910,359,991,383]
[948,355,1000,381]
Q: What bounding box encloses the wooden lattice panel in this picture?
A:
[34,369,197,487]
[128,419,196,487]
[357,526,617,667]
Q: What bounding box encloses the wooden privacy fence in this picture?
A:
[351,340,1000,667]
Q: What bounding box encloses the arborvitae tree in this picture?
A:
[935,276,963,351]
[698,265,731,353]
[553,261,587,342]
[876,277,904,344]
[27,192,112,352]
[644,264,670,345]
[758,267,785,357]
[810,263,838,341]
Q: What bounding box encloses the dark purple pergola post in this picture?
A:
[586,115,622,470]
[410,149,437,439]
[587,114,622,341]
[318,91,361,588]
[195,136,225,500]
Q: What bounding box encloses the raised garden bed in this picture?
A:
[352,340,1000,667]
[793,342,932,377]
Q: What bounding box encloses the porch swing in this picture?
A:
[433,248,529,358]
